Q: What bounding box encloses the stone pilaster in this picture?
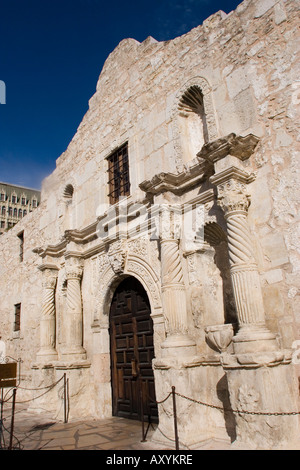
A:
[210,168,278,354]
[159,204,196,357]
[37,266,58,362]
[62,260,86,360]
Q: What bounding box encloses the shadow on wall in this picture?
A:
[217,374,237,443]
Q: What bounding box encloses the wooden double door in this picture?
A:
[109,277,158,422]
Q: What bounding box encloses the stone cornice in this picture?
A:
[33,240,67,258]
[197,133,260,164]
[139,133,259,198]
[139,161,212,197]
[38,263,59,272]
[209,166,256,186]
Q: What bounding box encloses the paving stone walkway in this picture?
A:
[1,406,298,451]
[0,405,233,451]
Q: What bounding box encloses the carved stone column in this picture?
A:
[62,261,86,360]
[159,205,196,357]
[210,168,277,354]
[37,266,58,361]
[204,139,299,449]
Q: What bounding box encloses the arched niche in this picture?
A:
[172,77,219,169]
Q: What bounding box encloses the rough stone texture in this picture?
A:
[0,0,299,449]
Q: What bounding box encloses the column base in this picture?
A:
[222,351,300,449]
[36,348,58,362]
[232,324,278,354]
[161,333,197,358]
[61,347,87,362]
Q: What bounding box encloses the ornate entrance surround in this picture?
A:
[33,132,299,446]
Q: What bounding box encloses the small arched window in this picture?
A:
[63,184,74,200]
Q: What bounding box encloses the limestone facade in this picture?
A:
[0,0,299,449]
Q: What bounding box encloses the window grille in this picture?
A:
[107,143,130,205]
[14,303,21,332]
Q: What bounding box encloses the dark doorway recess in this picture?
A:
[109,277,158,423]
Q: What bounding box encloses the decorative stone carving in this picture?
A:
[108,240,127,274]
[127,237,148,257]
[190,289,204,328]
[205,324,234,353]
[217,179,251,216]
[37,266,58,361]
[126,259,161,309]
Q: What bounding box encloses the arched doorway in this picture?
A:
[109,277,158,422]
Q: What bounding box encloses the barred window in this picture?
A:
[14,303,21,332]
[107,143,130,205]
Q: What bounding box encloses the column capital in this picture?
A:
[65,264,83,280]
[210,167,255,217]
[42,276,57,290]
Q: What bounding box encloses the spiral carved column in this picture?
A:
[211,174,277,354]
[37,268,58,361]
[159,205,196,357]
[63,263,86,360]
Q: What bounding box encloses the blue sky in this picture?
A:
[0,0,241,190]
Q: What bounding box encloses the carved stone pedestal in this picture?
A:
[151,359,234,448]
[30,361,91,421]
[222,352,300,449]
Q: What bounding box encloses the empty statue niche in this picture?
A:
[178,85,209,163]
[204,222,237,325]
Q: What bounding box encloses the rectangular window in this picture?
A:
[18,231,24,262]
[14,303,21,332]
[107,142,130,205]
[11,195,16,203]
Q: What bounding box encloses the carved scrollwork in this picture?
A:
[217,179,251,215]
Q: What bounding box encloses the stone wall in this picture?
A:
[0,0,299,447]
